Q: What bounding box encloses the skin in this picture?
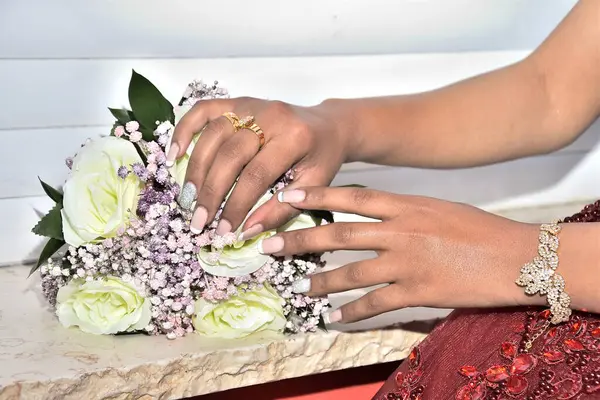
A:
[170,0,600,322]
[262,187,600,323]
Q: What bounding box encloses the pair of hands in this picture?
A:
[171,97,539,323]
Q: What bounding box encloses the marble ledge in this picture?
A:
[0,265,432,400]
[0,199,592,400]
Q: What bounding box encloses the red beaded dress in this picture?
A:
[375,200,600,400]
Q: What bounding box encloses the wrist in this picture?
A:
[314,98,367,163]
[500,221,547,307]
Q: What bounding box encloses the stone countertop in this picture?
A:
[0,265,433,400]
[0,200,590,400]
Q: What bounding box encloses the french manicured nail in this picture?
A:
[216,219,232,236]
[277,190,306,203]
[178,182,197,210]
[165,142,179,167]
[239,224,264,242]
[323,309,342,324]
[292,278,311,294]
[190,207,208,234]
[259,236,284,254]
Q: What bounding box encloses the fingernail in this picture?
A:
[258,236,284,254]
[239,224,264,242]
[216,219,232,236]
[278,190,306,203]
[323,309,342,324]
[178,182,197,210]
[165,142,179,167]
[190,207,208,234]
[292,278,311,294]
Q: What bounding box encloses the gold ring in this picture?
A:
[222,112,254,132]
[244,122,265,148]
[222,112,265,148]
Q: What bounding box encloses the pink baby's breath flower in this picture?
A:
[129,131,143,142]
[125,121,140,133]
[146,141,160,153]
[114,125,125,137]
[147,163,158,175]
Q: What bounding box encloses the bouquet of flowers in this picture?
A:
[31,71,331,339]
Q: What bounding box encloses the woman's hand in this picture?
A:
[169,97,352,238]
[258,186,543,323]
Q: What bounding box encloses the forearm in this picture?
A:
[324,0,600,169]
[334,60,558,168]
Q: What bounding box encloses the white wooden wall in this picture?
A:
[2,0,599,266]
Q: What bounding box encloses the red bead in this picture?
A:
[544,327,559,346]
[506,375,529,395]
[395,371,405,386]
[564,338,585,352]
[485,365,510,382]
[539,309,552,320]
[543,349,565,364]
[510,354,537,375]
[408,347,421,369]
[591,326,600,339]
[570,319,587,336]
[459,365,478,378]
[500,342,517,359]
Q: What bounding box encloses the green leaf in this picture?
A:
[108,107,135,125]
[32,202,64,240]
[337,184,367,188]
[38,177,63,203]
[306,210,334,224]
[128,70,174,141]
[317,314,328,332]
[133,142,148,164]
[29,238,65,277]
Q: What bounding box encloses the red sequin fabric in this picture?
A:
[375,200,600,399]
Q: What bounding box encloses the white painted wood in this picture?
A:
[0,0,575,59]
[0,52,529,130]
[2,121,598,199]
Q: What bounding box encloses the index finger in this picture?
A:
[166,98,231,165]
[278,186,399,220]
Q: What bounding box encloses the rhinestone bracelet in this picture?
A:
[515,221,572,324]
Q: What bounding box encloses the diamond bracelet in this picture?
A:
[515,221,572,324]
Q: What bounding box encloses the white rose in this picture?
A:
[56,277,151,335]
[193,283,286,338]
[198,192,320,277]
[198,191,274,277]
[61,136,143,247]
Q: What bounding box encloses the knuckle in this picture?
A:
[266,100,292,118]
[186,155,205,174]
[311,272,330,293]
[243,161,270,189]
[304,187,324,205]
[290,121,313,144]
[290,230,309,251]
[350,188,373,207]
[346,264,364,284]
[219,141,245,163]
[200,182,219,198]
[365,292,384,310]
[204,118,228,137]
[332,224,355,245]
